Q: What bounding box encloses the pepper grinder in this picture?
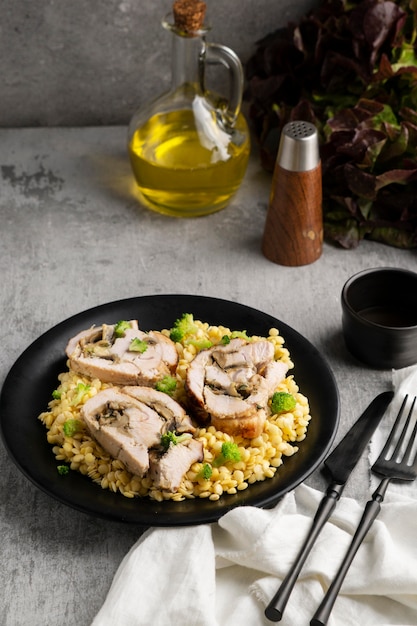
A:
[262,121,323,266]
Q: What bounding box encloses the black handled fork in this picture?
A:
[311,394,417,626]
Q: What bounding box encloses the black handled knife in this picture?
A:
[265,390,394,622]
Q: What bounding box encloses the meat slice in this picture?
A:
[185,339,289,438]
[66,321,178,386]
[81,388,165,476]
[183,348,212,424]
[65,320,139,358]
[211,338,274,370]
[121,386,196,434]
[149,438,204,492]
[81,386,198,487]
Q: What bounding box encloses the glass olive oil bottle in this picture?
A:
[127,0,250,217]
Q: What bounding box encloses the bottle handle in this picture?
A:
[203,42,244,127]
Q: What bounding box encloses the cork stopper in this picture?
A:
[173,0,206,33]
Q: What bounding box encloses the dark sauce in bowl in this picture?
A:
[358,305,417,328]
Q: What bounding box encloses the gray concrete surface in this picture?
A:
[1,126,416,625]
[0,0,318,127]
[1,2,415,624]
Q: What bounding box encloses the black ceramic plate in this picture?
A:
[0,295,339,526]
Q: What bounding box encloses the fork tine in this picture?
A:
[391,395,415,460]
[378,394,408,460]
[403,397,417,467]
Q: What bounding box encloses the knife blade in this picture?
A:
[265,390,394,623]
[324,390,394,483]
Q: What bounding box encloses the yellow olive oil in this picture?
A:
[128,109,250,217]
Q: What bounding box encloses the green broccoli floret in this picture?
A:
[220,335,231,345]
[63,419,84,437]
[160,431,193,451]
[155,375,177,396]
[71,382,91,406]
[114,320,131,337]
[57,465,70,476]
[230,330,250,340]
[184,338,213,350]
[169,313,198,342]
[197,463,213,480]
[270,392,296,414]
[213,441,241,467]
[129,338,148,353]
[52,389,62,400]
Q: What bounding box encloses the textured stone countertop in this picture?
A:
[0,126,416,626]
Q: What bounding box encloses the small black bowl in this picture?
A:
[341,267,417,369]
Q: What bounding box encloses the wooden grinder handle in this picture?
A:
[262,163,323,267]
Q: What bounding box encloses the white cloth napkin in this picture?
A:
[91,481,417,626]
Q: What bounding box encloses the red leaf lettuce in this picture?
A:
[245,0,417,248]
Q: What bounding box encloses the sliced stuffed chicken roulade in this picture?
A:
[185,338,289,438]
[81,386,198,481]
[66,320,178,386]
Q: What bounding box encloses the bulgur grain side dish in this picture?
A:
[38,316,312,502]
